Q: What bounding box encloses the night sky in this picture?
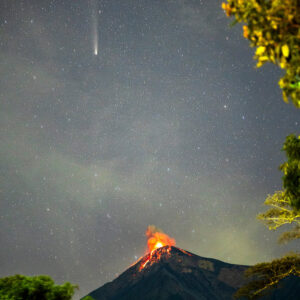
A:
[0,0,299,299]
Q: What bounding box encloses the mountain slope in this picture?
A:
[83,246,300,300]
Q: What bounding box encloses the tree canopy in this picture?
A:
[257,135,300,244]
[257,190,300,243]
[281,134,300,210]
[234,253,300,299]
[236,135,300,298]
[222,2,300,297]
[0,274,78,300]
[222,0,300,108]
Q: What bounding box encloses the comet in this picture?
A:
[94,39,98,56]
[91,0,98,56]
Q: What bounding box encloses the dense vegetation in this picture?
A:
[222,0,300,107]
[222,0,300,298]
[0,274,95,300]
[0,275,77,300]
[234,136,300,299]
[235,253,300,299]
[258,135,300,243]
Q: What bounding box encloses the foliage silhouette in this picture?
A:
[222,0,300,107]
[234,253,300,299]
[222,1,300,298]
[0,274,78,300]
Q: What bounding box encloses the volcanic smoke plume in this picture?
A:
[146,225,175,252]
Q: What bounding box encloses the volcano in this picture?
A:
[83,246,244,299]
[82,246,300,300]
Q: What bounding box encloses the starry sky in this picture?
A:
[0,0,299,298]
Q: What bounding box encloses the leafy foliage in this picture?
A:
[278,225,300,244]
[0,274,78,300]
[257,135,300,243]
[234,253,300,299]
[222,2,300,298]
[236,134,300,298]
[280,134,300,210]
[257,190,300,243]
[222,0,300,107]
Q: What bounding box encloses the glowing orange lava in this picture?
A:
[139,245,172,271]
[154,242,163,249]
[131,226,177,272]
[146,225,176,252]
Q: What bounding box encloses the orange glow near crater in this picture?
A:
[133,226,192,272]
[133,226,178,272]
[155,242,163,249]
[139,245,173,271]
[146,225,176,252]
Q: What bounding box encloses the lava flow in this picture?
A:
[139,245,172,270]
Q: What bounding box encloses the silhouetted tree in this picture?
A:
[258,135,300,243]
[233,135,300,298]
[0,274,78,300]
[234,254,300,299]
[222,0,300,107]
[222,1,300,298]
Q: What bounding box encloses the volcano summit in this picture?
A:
[83,246,245,300]
[82,246,300,300]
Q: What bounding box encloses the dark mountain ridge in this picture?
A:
[83,246,300,300]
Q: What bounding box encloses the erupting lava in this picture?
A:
[134,225,177,271]
[129,226,191,272]
[146,225,176,252]
[139,245,172,270]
